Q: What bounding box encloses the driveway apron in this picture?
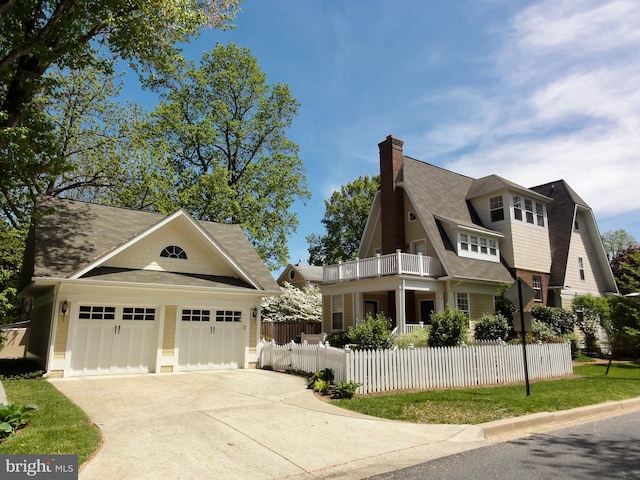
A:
[50,369,486,480]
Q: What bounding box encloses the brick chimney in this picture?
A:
[378,135,405,254]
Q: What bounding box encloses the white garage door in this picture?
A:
[178,308,244,370]
[70,305,158,376]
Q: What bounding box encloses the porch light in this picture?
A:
[61,300,68,315]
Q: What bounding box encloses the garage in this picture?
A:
[70,305,158,376]
[177,308,245,370]
[19,197,281,377]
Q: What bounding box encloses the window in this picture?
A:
[289,269,296,281]
[513,195,523,221]
[412,239,426,255]
[182,309,211,322]
[79,305,115,320]
[458,233,499,260]
[574,219,580,230]
[536,203,545,227]
[532,276,543,302]
[524,199,534,223]
[160,245,187,259]
[578,257,585,281]
[123,307,156,321]
[456,293,470,318]
[332,295,343,330]
[408,212,417,222]
[216,310,242,322]
[490,196,505,222]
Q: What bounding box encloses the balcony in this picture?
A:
[323,251,443,284]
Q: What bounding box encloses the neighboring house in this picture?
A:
[320,135,618,334]
[276,264,324,289]
[18,196,280,377]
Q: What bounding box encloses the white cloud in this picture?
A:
[431,0,640,224]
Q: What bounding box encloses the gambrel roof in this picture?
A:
[19,196,279,294]
[400,157,514,283]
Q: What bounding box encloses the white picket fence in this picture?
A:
[257,339,573,395]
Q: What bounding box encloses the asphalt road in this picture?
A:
[367,410,640,480]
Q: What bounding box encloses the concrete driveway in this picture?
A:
[50,369,486,480]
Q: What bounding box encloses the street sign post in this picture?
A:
[506,277,535,395]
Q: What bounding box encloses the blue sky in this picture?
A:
[124,0,640,274]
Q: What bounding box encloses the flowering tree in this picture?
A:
[261,283,321,323]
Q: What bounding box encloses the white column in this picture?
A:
[395,280,406,333]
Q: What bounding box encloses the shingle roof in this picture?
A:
[401,158,514,283]
[290,265,324,282]
[22,196,279,292]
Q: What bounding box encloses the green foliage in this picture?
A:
[603,295,640,357]
[572,294,610,355]
[565,333,581,359]
[396,328,430,348]
[0,403,37,439]
[473,313,510,341]
[325,331,350,348]
[531,305,576,336]
[610,246,640,295]
[331,382,361,399]
[307,175,380,265]
[306,368,334,389]
[428,307,468,347]
[261,283,321,323]
[312,379,331,394]
[494,283,517,323]
[601,229,638,262]
[347,313,394,350]
[143,42,309,269]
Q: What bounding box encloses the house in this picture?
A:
[320,135,618,334]
[276,264,324,289]
[18,196,280,377]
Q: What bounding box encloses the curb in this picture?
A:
[479,397,640,438]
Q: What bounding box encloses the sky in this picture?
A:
[124,0,640,275]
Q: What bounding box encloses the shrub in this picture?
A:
[348,313,394,350]
[0,403,37,439]
[473,313,510,341]
[331,382,361,399]
[312,379,331,394]
[428,307,468,347]
[531,305,575,336]
[306,368,334,389]
[325,330,350,348]
[396,328,429,348]
[565,333,581,359]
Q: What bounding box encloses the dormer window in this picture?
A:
[160,245,187,260]
[457,232,499,262]
[490,196,504,222]
[512,195,546,227]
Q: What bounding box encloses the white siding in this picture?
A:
[564,211,608,296]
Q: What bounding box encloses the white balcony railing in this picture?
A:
[323,251,443,284]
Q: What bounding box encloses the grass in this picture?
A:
[332,363,640,424]
[0,376,101,464]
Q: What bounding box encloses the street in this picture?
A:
[367,410,640,480]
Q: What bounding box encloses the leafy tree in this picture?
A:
[602,296,640,358]
[530,305,575,336]
[261,283,321,323]
[572,294,610,355]
[0,223,24,323]
[428,307,468,347]
[1,0,241,226]
[347,313,394,350]
[601,229,638,262]
[307,175,380,265]
[610,246,640,295]
[143,43,308,269]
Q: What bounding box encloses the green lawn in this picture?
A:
[0,377,101,464]
[333,363,640,424]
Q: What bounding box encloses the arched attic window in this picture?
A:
[160,245,187,260]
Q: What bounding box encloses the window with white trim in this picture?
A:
[490,195,505,222]
[332,295,343,330]
[160,245,187,259]
[457,233,499,261]
[512,195,546,227]
[456,293,470,318]
[578,257,585,281]
[532,276,543,302]
[408,212,417,222]
[79,305,116,320]
[123,307,156,321]
[216,310,242,322]
[411,239,426,255]
[181,309,211,321]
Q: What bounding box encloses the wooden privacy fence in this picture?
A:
[257,340,573,394]
[260,321,321,345]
